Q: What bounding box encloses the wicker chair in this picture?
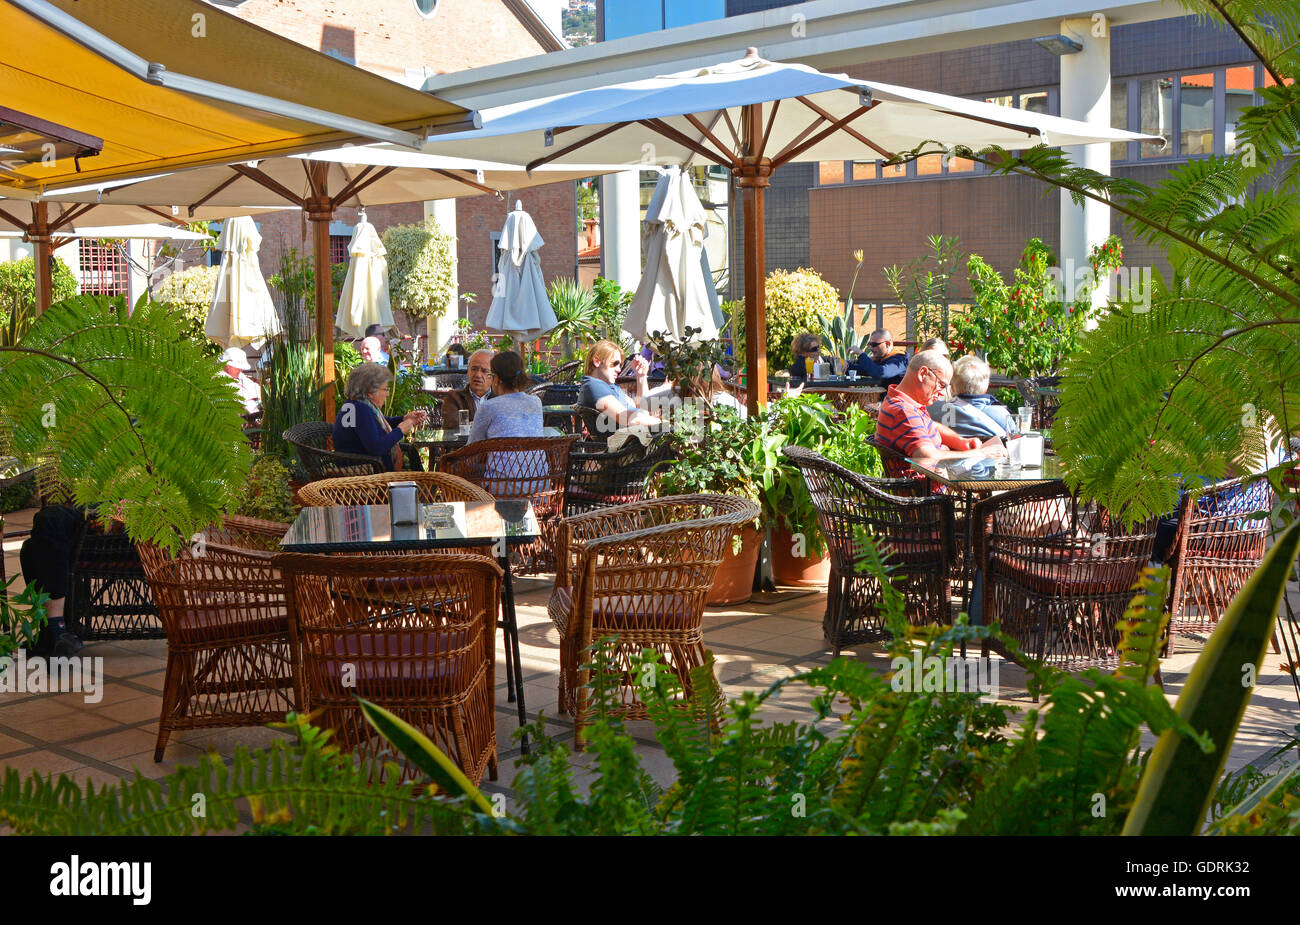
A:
[547,494,760,746]
[784,447,954,654]
[296,471,492,507]
[563,434,675,517]
[274,551,503,784]
[548,360,583,385]
[426,372,468,390]
[438,435,579,575]
[865,433,921,481]
[283,421,385,483]
[65,514,162,641]
[974,483,1157,672]
[813,386,887,414]
[205,514,289,558]
[138,540,303,761]
[1165,475,1275,650]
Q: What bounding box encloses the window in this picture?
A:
[78,240,128,295]
[817,161,844,184]
[413,0,438,18]
[329,235,350,266]
[1180,73,1214,156]
[1224,66,1254,155]
[1111,82,1129,162]
[1140,77,1174,158]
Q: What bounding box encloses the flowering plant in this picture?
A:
[950,236,1123,379]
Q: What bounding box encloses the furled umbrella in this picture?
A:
[485,201,558,341]
[205,215,281,349]
[334,211,394,339]
[624,166,721,344]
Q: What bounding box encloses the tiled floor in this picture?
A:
[3,503,1299,804]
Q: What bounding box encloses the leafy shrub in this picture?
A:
[0,258,78,346]
[155,264,222,358]
[545,277,599,360]
[590,276,632,339]
[235,454,298,523]
[730,268,841,372]
[383,220,456,337]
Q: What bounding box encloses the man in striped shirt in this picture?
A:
[877,351,1007,475]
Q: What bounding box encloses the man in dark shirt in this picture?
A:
[441,349,495,428]
[850,328,909,385]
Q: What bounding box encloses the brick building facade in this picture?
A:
[206,0,576,330]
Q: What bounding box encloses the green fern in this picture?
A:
[0,294,250,550]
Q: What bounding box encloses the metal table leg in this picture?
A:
[497,553,529,754]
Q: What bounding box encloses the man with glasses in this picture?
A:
[850,328,910,385]
[441,349,495,428]
[877,351,1007,472]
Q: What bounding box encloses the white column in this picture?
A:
[422,198,458,356]
[1058,17,1111,319]
[601,169,641,292]
[126,239,148,305]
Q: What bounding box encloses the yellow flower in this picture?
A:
[853,249,864,264]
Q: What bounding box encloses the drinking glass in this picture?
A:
[1017,407,1034,434]
[847,369,858,382]
[458,409,471,435]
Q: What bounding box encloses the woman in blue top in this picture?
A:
[468,351,544,442]
[332,362,427,470]
[578,339,661,436]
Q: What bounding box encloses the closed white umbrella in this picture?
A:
[334,213,393,339]
[204,216,281,349]
[624,166,720,343]
[485,201,557,340]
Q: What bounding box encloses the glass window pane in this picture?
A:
[602,4,661,39]
[1224,66,1255,155]
[818,161,844,185]
[881,161,906,179]
[917,153,943,176]
[851,161,876,181]
[1180,73,1214,156]
[985,94,1014,108]
[665,0,724,28]
[1019,91,1049,115]
[1263,72,1296,87]
[1111,81,1129,162]
[947,156,974,173]
[1141,77,1173,158]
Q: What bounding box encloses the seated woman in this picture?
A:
[468,351,544,442]
[578,339,661,437]
[333,362,427,471]
[927,355,1017,440]
[680,366,747,420]
[787,332,831,380]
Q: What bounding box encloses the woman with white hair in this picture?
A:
[333,362,427,470]
[927,354,1018,440]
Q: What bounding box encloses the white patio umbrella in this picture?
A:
[422,52,1157,413]
[205,215,281,349]
[334,211,393,339]
[485,201,557,341]
[624,166,721,344]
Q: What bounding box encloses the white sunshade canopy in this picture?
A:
[334,216,393,339]
[624,167,721,344]
[205,215,282,350]
[485,202,557,341]
[422,54,1157,169]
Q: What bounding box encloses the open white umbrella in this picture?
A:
[485,201,557,340]
[204,216,281,349]
[334,212,393,339]
[624,166,721,344]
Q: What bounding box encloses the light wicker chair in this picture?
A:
[138,539,303,761]
[784,447,954,653]
[547,494,760,747]
[974,483,1157,672]
[296,471,491,507]
[439,435,579,575]
[1165,475,1275,651]
[274,551,503,785]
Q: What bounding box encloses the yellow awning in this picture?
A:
[0,0,473,192]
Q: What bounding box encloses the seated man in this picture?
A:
[441,349,494,428]
[220,347,260,415]
[363,324,392,365]
[850,328,909,385]
[928,355,1018,440]
[877,350,1007,475]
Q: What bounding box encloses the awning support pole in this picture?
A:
[306,161,336,421]
[735,103,770,419]
[30,203,53,315]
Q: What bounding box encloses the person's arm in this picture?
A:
[909,436,1005,465]
[467,402,492,443]
[350,408,406,458]
[594,394,657,428]
[936,421,980,450]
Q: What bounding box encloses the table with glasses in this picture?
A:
[407,425,564,451]
[542,404,582,434]
[909,455,1066,646]
[279,499,541,747]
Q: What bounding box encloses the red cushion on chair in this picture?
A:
[171,609,289,645]
[547,585,697,633]
[311,630,473,693]
[990,557,1142,597]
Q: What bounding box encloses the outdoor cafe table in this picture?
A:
[279,499,541,747]
[408,425,564,451]
[908,455,1065,649]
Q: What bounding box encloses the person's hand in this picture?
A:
[629,355,650,378]
[980,441,1008,460]
[959,436,980,451]
[407,409,429,427]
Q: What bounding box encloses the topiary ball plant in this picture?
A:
[730,268,841,372]
[236,454,298,523]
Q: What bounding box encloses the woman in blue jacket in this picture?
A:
[333,362,427,470]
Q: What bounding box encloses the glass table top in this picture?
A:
[908,454,1065,490]
[280,500,540,552]
[407,425,563,446]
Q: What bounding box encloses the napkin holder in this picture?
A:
[1018,432,1045,468]
[388,481,419,525]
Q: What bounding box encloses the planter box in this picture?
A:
[706,525,761,606]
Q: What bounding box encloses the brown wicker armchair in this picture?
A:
[974,482,1157,671]
[563,434,675,517]
[547,494,760,747]
[438,435,579,574]
[296,471,492,507]
[784,446,954,654]
[205,514,289,558]
[274,551,503,784]
[1165,475,1275,650]
[548,360,583,385]
[283,421,386,483]
[138,541,303,761]
[865,433,921,481]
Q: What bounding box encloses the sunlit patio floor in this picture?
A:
[3,504,1298,808]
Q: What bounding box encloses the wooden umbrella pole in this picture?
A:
[30,202,53,315]
[735,103,771,418]
[306,162,336,421]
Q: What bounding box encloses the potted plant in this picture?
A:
[652,406,782,605]
[236,453,299,523]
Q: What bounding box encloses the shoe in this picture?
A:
[51,632,83,658]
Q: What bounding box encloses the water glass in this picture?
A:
[458,409,471,436]
[1017,407,1034,434]
[847,369,858,382]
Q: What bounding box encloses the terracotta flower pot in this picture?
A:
[707,525,761,606]
[771,526,830,587]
